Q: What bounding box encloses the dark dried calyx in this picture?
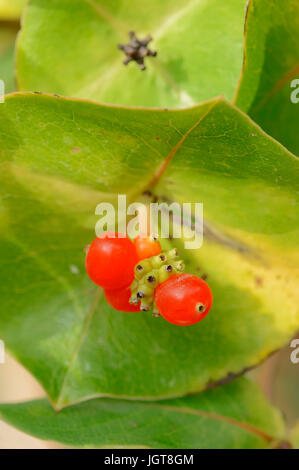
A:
[118,31,157,70]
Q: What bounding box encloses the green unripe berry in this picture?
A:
[167,248,179,260]
[144,271,159,288]
[152,302,161,317]
[137,283,154,297]
[134,259,152,279]
[129,289,139,305]
[158,264,174,283]
[140,297,154,311]
[151,253,167,269]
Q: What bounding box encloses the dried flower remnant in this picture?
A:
[118,31,157,70]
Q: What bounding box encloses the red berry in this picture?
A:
[154,273,213,326]
[134,234,161,260]
[85,232,138,289]
[104,285,140,312]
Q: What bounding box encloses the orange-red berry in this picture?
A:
[85,232,138,289]
[104,285,140,312]
[155,274,213,326]
[134,234,161,260]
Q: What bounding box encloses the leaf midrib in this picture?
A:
[0,398,278,446]
[145,402,274,443]
[250,64,299,113]
[147,98,220,189]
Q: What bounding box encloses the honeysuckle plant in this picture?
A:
[0,0,298,449]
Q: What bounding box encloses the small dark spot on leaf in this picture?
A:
[255,276,263,287]
[72,147,81,154]
[164,179,174,185]
[201,273,208,280]
[34,91,42,94]
[129,421,138,427]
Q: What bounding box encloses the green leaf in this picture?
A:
[0,378,286,449]
[0,24,18,93]
[16,0,247,107]
[0,0,26,20]
[0,93,298,408]
[234,0,299,156]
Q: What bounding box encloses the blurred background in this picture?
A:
[0,1,298,449]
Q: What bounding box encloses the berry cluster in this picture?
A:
[85,232,213,326]
[130,249,185,313]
